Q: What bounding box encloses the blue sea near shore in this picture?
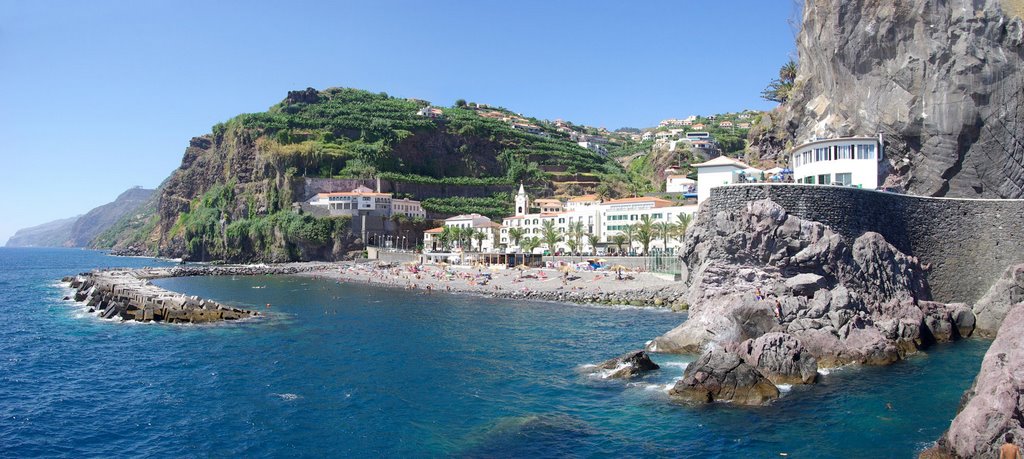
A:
[0,248,991,457]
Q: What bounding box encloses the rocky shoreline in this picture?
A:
[63,263,333,324]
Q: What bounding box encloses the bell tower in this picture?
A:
[515,183,529,216]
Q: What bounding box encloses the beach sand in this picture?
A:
[298,262,685,307]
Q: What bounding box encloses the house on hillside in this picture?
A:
[417,107,444,118]
[693,156,750,205]
[719,121,734,128]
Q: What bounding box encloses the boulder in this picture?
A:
[919,301,975,344]
[973,264,1024,337]
[929,304,1024,457]
[668,348,779,405]
[785,273,826,297]
[731,333,817,385]
[593,350,660,379]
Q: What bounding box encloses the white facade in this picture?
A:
[308,185,424,218]
[500,195,697,255]
[666,175,697,193]
[693,156,750,205]
[423,214,502,252]
[790,135,883,189]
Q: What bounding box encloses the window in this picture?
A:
[835,173,852,186]
[818,174,831,185]
[804,176,815,184]
[856,144,876,160]
[652,213,663,219]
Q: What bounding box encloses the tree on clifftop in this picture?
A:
[761,59,797,103]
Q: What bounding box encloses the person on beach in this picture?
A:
[755,287,764,301]
[1001,433,1021,459]
[774,299,783,323]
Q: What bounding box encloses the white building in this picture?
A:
[790,135,883,189]
[577,141,608,156]
[499,186,697,255]
[423,214,502,252]
[666,175,697,193]
[308,185,425,218]
[693,156,750,205]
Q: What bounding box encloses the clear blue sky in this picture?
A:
[0,0,797,243]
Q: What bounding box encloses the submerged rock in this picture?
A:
[593,350,660,379]
[731,332,817,385]
[928,304,1024,457]
[668,348,779,406]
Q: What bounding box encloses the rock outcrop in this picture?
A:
[668,348,780,406]
[591,350,660,379]
[925,304,1024,457]
[751,0,1024,199]
[647,199,972,368]
[973,264,1024,337]
[730,332,817,385]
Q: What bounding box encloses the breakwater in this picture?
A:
[705,184,1024,303]
[64,263,333,323]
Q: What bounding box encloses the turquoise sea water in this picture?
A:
[0,248,990,457]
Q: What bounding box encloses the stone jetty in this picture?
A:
[63,263,332,324]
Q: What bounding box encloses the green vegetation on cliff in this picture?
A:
[173,183,354,262]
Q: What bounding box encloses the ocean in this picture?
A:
[0,248,988,457]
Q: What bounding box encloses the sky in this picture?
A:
[0,0,797,243]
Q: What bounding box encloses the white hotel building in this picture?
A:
[790,135,883,189]
[496,185,697,255]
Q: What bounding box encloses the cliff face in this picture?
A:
[5,187,154,248]
[67,187,154,247]
[4,216,79,248]
[754,0,1024,198]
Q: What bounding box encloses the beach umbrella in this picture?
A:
[781,168,793,174]
[559,265,573,273]
[597,258,607,263]
[609,265,628,271]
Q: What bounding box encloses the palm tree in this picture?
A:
[439,226,453,251]
[473,230,487,252]
[655,221,673,251]
[449,226,463,250]
[635,216,655,256]
[568,221,584,255]
[674,213,693,243]
[611,234,626,254]
[586,233,599,256]
[522,236,541,254]
[566,239,579,255]
[541,220,561,254]
[508,227,525,249]
[622,225,636,255]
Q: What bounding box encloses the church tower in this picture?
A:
[515,183,529,216]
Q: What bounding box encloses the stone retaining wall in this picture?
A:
[705,184,1024,303]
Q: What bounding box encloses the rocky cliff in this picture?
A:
[5,187,154,248]
[67,187,154,247]
[4,216,80,248]
[751,0,1024,198]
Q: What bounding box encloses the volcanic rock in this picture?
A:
[668,348,779,405]
[593,350,660,379]
[973,264,1024,337]
[731,333,817,385]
